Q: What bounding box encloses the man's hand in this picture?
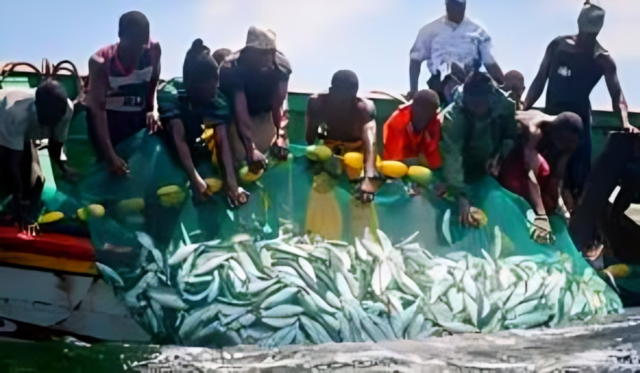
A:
[271,137,289,161]
[458,196,480,228]
[227,187,250,209]
[623,122,640,133]
[356,177,379,204]
[247,148,267,173]
[433,183,447,199]
[192,174,212,201]
[107,153,129,175]
[530,214,554,244]
[405,91,416,101]
[146,111,162,134]
[486,156,502,177]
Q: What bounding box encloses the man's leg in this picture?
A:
[571,132,639,253]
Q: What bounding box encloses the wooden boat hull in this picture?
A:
[0,227,150,342]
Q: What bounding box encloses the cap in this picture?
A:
[578,3,605,34]
[245,26,277,50]
[446,0,466,4]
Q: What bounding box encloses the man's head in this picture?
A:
[546,112,583,155]
[578,3,605,41]
[329,70,359,103]
[212,48,232,65]
[35,80,69,128]
[183,39,219,104]
[446,0,466,24]
[118,11,150,55]
[462,71,494,118]
[411,90,440,130]
[503,70,525,103]
[241,26,277,70]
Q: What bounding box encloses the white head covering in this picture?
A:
[578,3,605,34]
[245,26,277,50]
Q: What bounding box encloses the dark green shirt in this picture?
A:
[158,78,232,150]
[440,85,517,196]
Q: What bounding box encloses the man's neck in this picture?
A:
[116,45,139,70]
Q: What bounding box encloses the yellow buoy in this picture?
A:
[77,204,105,221]
[205,177,224,193]
[604,264,630,279]
[377,161,408,179]
[157,185,182,196]
[38,212,65,224]
[343,152,364,169]
[305,145,333,162]
[470,207,488,227]
[117,198,145,212]
[407,166,434,186]
[239,166,264,183]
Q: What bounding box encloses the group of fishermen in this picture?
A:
[0,0,637,267]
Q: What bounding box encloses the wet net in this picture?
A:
[0,77,626,347]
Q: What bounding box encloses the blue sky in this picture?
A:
[1,0,639,110]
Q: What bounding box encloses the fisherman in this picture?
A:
[213,48,232,66]
[383,89,442,170]
[440,71,517,227]
[409,0,504,100]
[503,70,525,110]
[498,110,583,244]
[306,70,379,202]
[0,80,74,227]
[523,2,637,212]
[218,26,291,171]
[158,39,249,207]
[86,11,162,175]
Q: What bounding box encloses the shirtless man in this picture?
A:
[498,110,583,244]
[523,2,637,211]
[305,70,378,202]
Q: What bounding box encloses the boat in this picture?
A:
[0,59,635,344]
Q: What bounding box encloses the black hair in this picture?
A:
[212,48,232,65]
[552,112,583,137]
[35,79,69,127]
[183,39,219,87]
[413,89,440,107]
[463,71,494,97]
[331,70,359,90]
[118,11,150,39]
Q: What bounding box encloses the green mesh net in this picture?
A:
[0,77,627,347]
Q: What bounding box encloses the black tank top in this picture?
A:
[545,36,605,125]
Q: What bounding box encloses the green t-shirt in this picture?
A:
[158,78,232,150]
[439,85,517,197]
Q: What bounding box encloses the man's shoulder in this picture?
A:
[275,50,292,75]
[418,16,447,35]
[357,97,376,118]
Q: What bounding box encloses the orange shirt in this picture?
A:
[382,104,443,169]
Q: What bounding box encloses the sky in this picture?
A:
[1,0,640,110]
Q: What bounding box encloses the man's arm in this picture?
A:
[522,126,546,216]
[215,124,246,206]
[409,25,432,95]
[524,39,558,110]
[602,54,632,130]
[409,60,422,95]
[87,57,127,174]
[272,80,288,137]
[146,43,162,114]
[478,35,504,85]
[440,108,468,197]
[305,96,322,145]
[360,101,378,179]
[233,91,261,160]
[5,149,24,207]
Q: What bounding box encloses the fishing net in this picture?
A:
[0,74,626,345]
[26,128,623,346]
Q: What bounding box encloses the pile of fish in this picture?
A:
[97,223,622,347]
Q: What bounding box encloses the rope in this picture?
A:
[0,58,85,104]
